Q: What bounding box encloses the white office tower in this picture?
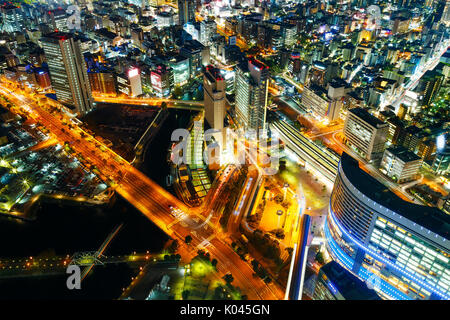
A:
[234,57,269,134]
[200,19,216,46]
[442,0,450,26]
[204,65,226,140]
[41,32,94,116]
[343,107,388,163]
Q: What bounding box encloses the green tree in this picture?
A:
[172,86,183,99]
[223,273,234,285]
[168,240,179,253]
[182,290,190,300]
[315,251,325,265]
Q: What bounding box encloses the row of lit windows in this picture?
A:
[371,218,449,295]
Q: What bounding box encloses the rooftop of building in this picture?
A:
[1,4,18,10]
[180,39,204,52]
[248,56,269,70]
[340,152,450,240]
[94,28,118,40]
[405,125,422,135]
[156,11,175,17]
[169,54,189,63]
[306,83,329,99]
[379,110,396,119]
[347,91,363,101]
[205,65,224,82]
[41,32,73,42]
[328,78,348,89]
[319,261,381,300]
[348,107,387,128]
[385,145,421,162]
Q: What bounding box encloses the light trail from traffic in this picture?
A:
[0,81,284,300]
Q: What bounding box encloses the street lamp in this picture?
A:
[276,210,283,229]
[283,183,289,202]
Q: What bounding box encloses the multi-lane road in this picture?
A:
[382,38,450,110]
[93,94,204,111]
[0,82,284,300]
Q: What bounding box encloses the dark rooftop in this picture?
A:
[328,78,348,89]
[94,28,118,40]
[405,125,422,135]
[341,152,450,240]
[348,108,387,128]
[385,145,421,163]
[319,261,381,300]
[41,32,73,42]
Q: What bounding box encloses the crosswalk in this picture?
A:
[196,234,216,250]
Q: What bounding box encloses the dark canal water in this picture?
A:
[0,109,196,299]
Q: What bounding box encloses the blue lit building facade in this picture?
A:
[325,153,450,300]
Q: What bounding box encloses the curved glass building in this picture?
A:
[325,152,450,300]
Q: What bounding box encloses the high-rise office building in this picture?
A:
[200,19,216,46]
[88,71,116,96]
[117,67,143,97]
[379,146,422,183]
[282,23,297,48]
[441,0,450,26]
[204,65,226,133]
[234,57,269,133]
[326,152,450,300]
[169,55,190,86]
[151,64,173,98]
[178,0,195,26]
[0,4,23,33]
[41,32,93,115]
[49,8,69,32]
[432,143,450,175]
[418,70,444,107]
[180,40,205,78]
[343,108,388,163]
[301,79,346,122]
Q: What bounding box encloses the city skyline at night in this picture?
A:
[0,0,448,308]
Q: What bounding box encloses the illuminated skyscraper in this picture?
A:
[204,65,226,133]
[326,152,450,300]
[200,19,216,46]
[178,0,195,26]
[0,4,23,33]
[234,57,269,133]
[48,8,69,32]
[442,0,450,26]
[418,70,444,107]
[151,64,173,97]
[41,32,93,115]
[343,108,388,163]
